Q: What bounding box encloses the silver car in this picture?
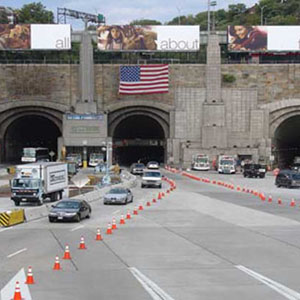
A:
[103,187,133,205]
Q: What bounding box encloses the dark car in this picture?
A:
[103,187,133,205]
[243,163,266,178]
[48,199,91,222]
[130,163,145,175]
[275,169,300,188]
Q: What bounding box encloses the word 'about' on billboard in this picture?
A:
[97,25,200,51]
[0,24,71,50]
[228,25,300,52]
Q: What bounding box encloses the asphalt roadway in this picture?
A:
[2,170,300,299]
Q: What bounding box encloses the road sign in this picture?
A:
[49,151,55,157]
[269,155,275,162]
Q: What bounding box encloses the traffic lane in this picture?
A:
[90,186,300,299]
[189,170,300,202]
[166,170,300,224]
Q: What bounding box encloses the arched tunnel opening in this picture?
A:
[274,115,300,168]
[113,115,165,166]
[4,115,61,163]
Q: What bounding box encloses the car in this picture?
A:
[146,161,160,169]
[141,169,162,188]
[130,163,145,175]
[103,187,133,205]
[243,163,266,178]
[48,199,91,222]
[275,169,300,188]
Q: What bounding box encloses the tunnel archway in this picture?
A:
[4,115,61,163]
[274,115,300,168]
[113,115,166,166]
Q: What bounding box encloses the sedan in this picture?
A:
[130,163,145,175]
[48,199,91,222]
[103,188,133,205]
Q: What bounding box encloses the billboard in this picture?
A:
[228,25,300,52]
[97,25,200,51]
[0,24,71,50]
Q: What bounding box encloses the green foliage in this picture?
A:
[130,19,162,25]
[0,10,9,24]
[222,73,236,83]
[16,2,54,24]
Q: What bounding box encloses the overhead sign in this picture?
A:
[228,25,300,52]
[97,25,200,51]
[66,114,104,120]
[0,24,71,50]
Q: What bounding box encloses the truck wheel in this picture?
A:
[14,201,20,206]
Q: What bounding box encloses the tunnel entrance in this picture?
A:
[4,115,61,163]
[113,115,165,166]
[274,115,300,168]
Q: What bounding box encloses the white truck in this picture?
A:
[89,153,104,167]
[217,155,236,174]
[11,162,68,206]
[191,154,210,171]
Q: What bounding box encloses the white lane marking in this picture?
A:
[113,210,120,215]
[1,268,32,300]
[7,248,27,259]
[129,267,175,300]
[0,227,13,233]
[70,225,84,232]
[236,265,300,300]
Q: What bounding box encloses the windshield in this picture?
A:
[195,158,208,163]
[23,149,35,157]
[144,172,161,177]
[220,160,234,165]
[12,178,40,188]
[108,188,126,194]
[55,201,80,209]
[134,164,145,168]
[90,153,103,160]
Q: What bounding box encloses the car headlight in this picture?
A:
[49,212,57,216]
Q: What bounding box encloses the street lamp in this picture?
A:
[176,6,181,25]
[260,6,265,25]
[101,140,112,185]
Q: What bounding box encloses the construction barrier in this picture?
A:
[7,166,15,175]
[0,209,25,227]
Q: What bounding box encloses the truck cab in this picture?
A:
[191,154,210,171]
[218,155,236,174]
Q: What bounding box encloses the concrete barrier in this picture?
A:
[0,209,25,227]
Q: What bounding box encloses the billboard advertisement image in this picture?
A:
[0,24,71,50]
[97,25,200,51]
[228,25,300,52]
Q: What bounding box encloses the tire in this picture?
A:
[75,214,81,222]
[243,173,247,178]
[131,196,134,203]
[141,184,145,188]
[159,184,162,188]
[86,210,91,219]
[49,217,54,223]
[14,201,20,207]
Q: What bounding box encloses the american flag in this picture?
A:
[119,64,169,95]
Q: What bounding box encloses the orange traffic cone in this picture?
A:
[146,201,151,207]
[166,189,170,194]
[78,236,87,249]
[53,255,61,270]
[126,210,131,219]
[152,198,157,203]
[96,228,103,241]
[25,266,35,284]
[120,215,125,224]
[112,218,117,230]
[106,223,112,234]
[162,192,165,198]
[260,193,266,201]
[268,195,272,203]
[158,193,162,200]
[133,206,138,215]
[12,281,22,300]
[63,245,71,259]
[138,204,144,211]
[290,198,296,207]
[278,198,282,205]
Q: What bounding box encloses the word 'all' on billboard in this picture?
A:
[97,25,200,51]
[0,24,71,50]
[228,25,300,52]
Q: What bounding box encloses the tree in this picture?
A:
[0,10,8,24]
[16,2,54,24]
[130,19,161,25]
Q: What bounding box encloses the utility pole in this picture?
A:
[207,0,211,35]
[260,6,265,25]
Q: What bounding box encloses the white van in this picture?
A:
[141,169,162,188]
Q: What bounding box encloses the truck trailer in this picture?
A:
[11,162,68,206]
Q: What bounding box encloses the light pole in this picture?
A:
[176,6,181,25]
[211,1,217,32]
[207,0,211,35]
[102,140,112,185]
[260,6,265,25]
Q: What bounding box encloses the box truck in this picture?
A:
[11,162,68,206]
[217,155,236,174]
[191,154,210,171]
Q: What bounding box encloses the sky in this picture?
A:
[1,0,259,29]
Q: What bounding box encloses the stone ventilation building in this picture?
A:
[0,30,299,167]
